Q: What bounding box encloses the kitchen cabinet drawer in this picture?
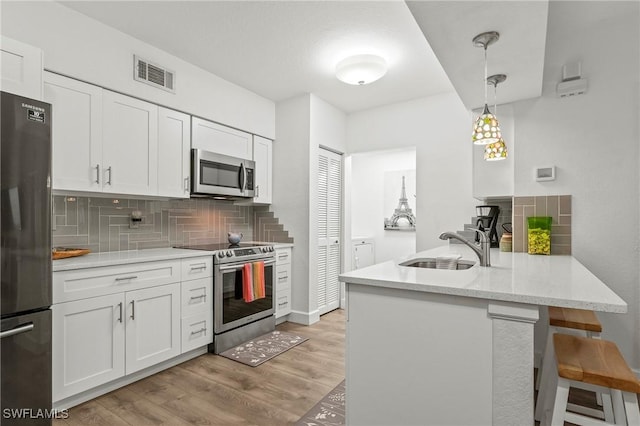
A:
[275,248,292,265]
[181,256,213,281]
[181,311,213,353]
[276,263,291,292]
[181,277,212,317]
[275,290,291,318]
[53,260,181,304]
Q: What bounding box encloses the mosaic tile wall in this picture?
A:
[513,195,572,254]
[52,195,293,253]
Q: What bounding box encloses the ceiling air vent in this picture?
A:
[134,55,175,93]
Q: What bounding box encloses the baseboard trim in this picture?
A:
[288,309,320,325]
[53,347,207,410]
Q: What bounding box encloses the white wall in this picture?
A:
[0,1,275,138]
[273,93,347,324]
[347,93,477,252]
[349,148,417,266]
[512,1,639,369]
[273,94,314,323]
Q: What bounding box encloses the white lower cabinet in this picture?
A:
[52,293,125,401]
[275,247,292,318]
[180,262,213,353]
[124,283,181,374]
[52,256,213,406]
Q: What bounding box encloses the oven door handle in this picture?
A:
[218,259,275,271]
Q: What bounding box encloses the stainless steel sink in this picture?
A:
[399,258,475,270]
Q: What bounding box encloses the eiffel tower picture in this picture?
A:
[384,175,416,231]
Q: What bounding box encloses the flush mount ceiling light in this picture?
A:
[484,74,508,161]
[335,54,387,85]
[472,31,502,145]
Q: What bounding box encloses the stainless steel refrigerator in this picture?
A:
[1,91,52,424]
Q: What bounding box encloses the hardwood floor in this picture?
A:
[56,309,345,426]
[55,308,635,426]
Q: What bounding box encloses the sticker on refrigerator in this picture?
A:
[27,109,45,123]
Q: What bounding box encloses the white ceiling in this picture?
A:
[58,0,551,113]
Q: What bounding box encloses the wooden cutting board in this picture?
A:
[52,248,91,260]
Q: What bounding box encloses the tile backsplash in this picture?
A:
[52,195,293,253]
[513,195,571,254]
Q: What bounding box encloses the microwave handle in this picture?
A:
[239,162,246,192]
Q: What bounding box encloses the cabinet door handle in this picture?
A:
[117,302,123,323]
[256,185,260,198]
[190,294,206,301]
[278,275,288,281]
[278,301,288,307]
[130,300,135,320]
[95,164,100,184]
[189,264,207,271]
[115,275,138,281]
[106,166,112,185]
[190,327,206,336]
[184,176,190,192]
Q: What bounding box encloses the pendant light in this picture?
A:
[484,74,508,161]
[472,31,502,145]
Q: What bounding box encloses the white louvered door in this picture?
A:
[317,149,342,315]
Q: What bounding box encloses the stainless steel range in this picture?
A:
[178,242,275,353]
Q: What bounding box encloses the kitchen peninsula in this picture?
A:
[339,245,627,426]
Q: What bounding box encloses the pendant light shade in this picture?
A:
[472,31,502,145]
[484,140,508,161]
[484,73,508,161]
[472,104,502,145]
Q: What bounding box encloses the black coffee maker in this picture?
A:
[475,205,500,248]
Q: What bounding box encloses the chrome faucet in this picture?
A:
[439,228,491,267]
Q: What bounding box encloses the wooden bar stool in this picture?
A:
[535,307,612,422]
[541,333,640,426]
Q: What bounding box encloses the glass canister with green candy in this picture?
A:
[527,216,552,255]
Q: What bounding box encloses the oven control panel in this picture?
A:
[234,248,258,257]
[215,245,274,260]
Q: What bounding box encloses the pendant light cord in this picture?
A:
[484,46,488,107]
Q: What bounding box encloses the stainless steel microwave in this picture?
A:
[191,149,255,198]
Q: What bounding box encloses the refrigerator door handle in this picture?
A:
[0,322,34,339]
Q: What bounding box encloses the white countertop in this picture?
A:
[52,248,215,271]
[339,245,627,313]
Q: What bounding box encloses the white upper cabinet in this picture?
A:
[252,135,273,204]
[44,72,103,192]
[158,107,190,198]
[191,117,253,160]
[1,36,43,100]
[103,90,159,196]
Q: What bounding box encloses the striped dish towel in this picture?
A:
[252,261,266,300]
[242,261,266,303]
